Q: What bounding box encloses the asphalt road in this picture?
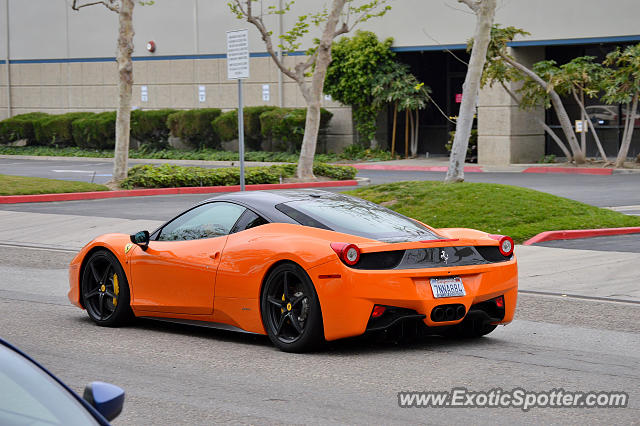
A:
[1,245,638,425]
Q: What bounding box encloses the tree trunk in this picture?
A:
[391,101,397,156]
[500,54,585,164]
[501,82,573,161]
[615,92,639,167]
[572,89,608,162]
[296,0,346,179]
[404,108,409,158]
[411,109,420,157]
[579,89,586,153]
[445,0,496,183]
[112,0,134,184]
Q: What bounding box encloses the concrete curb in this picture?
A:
[350,164,485,172]
[523,227,640,245]
[522,166,613,176]
[0,180,358,204]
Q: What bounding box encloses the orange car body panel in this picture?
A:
[68,223,518,341]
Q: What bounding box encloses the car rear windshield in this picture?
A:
[275,195,441,242]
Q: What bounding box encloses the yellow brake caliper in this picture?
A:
[112,274,120,306]
[281,294,285,314]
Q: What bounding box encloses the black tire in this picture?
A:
[81,249,134,327]
[261,263,324,353]
[439,319,497,339]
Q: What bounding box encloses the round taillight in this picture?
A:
[345,247,359,263]
[499,236,514,257]
[330,242,361,266]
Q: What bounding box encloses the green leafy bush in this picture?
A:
[166,108,222,149]
[211,110,238,142]
[120,162,356,189]
[341,144,394,161]
[33,112,95,146]
[446,129,478,163]
[260,108,333,152]
[0,112,50,145]
[131,109,178,149]
[244,106,278,149]
[72,111,117,149]
[312,163,357,180]
[121,163,281,189]
[211,106,278,150]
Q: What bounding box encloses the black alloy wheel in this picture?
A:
[81,249,133,326]
[261,263,324,352]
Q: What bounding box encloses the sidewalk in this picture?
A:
[349,157,640,175]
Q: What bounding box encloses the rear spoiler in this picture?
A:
[355,237,499,254]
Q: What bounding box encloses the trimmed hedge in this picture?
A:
[130,109,178,149]
[72,111,117,149]
[166,108,222,149]
[211,110,238,142]
[211,106,279,150]
[260,107,333,152]
[121,163,281,189]
[34,112,95,146]
[0,112,50,145]
[121,162,357,189]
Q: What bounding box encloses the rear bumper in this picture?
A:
[309,258,518,341]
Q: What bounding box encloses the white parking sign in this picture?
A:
[226,29,249,80]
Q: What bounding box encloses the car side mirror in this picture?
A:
[83,381,125,422]
[130,230,150,250]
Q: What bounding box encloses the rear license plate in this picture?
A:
[430,277,466,298]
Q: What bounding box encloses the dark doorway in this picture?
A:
[390,49,470,156]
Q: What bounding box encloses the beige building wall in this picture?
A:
[2,0,640,157]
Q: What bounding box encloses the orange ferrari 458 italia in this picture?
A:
[68,189,518,352]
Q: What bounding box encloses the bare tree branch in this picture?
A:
[234,0,300,84]
[458,0,480,13]
[333,22,349,38]
[71,0,120,13]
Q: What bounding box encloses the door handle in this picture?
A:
[210,252,220,260]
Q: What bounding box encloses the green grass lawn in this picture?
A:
[0,174,109,196]
[346,181,640,243]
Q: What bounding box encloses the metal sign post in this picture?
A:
[226,29,250,190]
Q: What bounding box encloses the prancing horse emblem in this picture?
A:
[440,249,449,264]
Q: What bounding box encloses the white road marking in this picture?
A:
[50,169,112,176]
[606,204,640,211]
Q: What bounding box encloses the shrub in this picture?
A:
[120,162,356,189]
[260,108,333,152]
[121,163,281,189]
[33,112,95,146]
[341,144,394,161]
[211,106,278,150]
[72,111,117,149]
[166,108,222,149]
[244,106,278,149]
[446,129,478,163]
[0,112,49,145]
[313,163,357,180]
[211,110,238,142]
[130,109,178,149]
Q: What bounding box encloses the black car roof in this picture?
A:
[199,189,343,224]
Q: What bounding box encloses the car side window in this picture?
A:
[231,209,269,233]
[157,202,246,241]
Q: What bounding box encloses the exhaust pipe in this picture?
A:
[432,307,444,322]
[445,307,455,321]
[431,304,466,322]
